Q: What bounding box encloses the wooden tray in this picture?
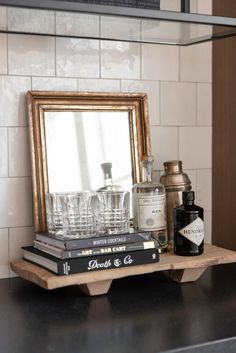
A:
[11,244,236,296]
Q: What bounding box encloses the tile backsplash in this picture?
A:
[0,1,212,278]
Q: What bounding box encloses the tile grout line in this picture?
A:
[178,43,181,82]
[7,127,9,177]
[54,11,57,78]
[0,72,213,85]
[177,126,180,161]
[99,15,101,79]
[0,225,34,230]
[159,81,162,125]
[139,18,142,81]
[7,227,10,278]
[6,6,9,76]
[0,175,32,179]
[196,82,198,126]
[196,167,198,203]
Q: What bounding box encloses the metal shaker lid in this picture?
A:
[164,160,182,174]
[160,160,191,191]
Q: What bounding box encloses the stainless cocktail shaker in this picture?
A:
[160,160,191,245]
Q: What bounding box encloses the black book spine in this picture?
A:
[58,249,159,275]
[63,240,155,259]
[65,233,152,250]
[36,232,152,250]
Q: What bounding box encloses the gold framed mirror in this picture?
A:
[27,91,151,233]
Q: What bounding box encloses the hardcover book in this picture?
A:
[35,230,152,250]
[57,0,160,10]
[23,246,159,276]
[34,239,156,259]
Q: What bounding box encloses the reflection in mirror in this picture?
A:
[45,111,132,192]
[27,92,151,232]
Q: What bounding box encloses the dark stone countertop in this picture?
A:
[1,263,236,353]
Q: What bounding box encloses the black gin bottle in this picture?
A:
[174,191,204,256]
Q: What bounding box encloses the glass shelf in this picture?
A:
[0,1,236,45]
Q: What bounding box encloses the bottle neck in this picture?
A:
[101,163,113,187]
[164,160,182,174]
[104,174,113,187]
[142,159,153,183]
[103,169,113,187]
[183,200,194,206]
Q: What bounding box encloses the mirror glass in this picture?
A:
[27,91,150,232]
[45,111,132,192]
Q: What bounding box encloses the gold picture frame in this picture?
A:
[27,91,151,233]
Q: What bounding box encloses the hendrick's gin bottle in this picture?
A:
[174,191,204,256]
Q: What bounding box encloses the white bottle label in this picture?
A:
[134,194,166,230]
[179,217,204,246]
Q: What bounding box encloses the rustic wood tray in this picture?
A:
[10,244,236,296]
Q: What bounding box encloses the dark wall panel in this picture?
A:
[212,0,236,250]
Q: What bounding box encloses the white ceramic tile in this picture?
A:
[160,0,180,11]
[161,82,196,126]
[8,8,54,34]
[0,178,33,228]
[32,77,77,91]
[121,80,160,126]
[0,76,31,127]
[197,83,212,126]
[101,41,141,79]
[0,34,7,74]
[8,34,55,76]
[142,18,181,45]
[56,11,99,37]
[185,169,197,193]
[9,226,34,277]
[151,126,179,170]
[179,127,212,169]
[142,44,179,81]
[0,229,9,278]
[9,127,31,177]
[188,18,212,41]
[204,210,212,244]
[180,42,212,83]
[198,0,212,15]
[79,78,120,92]
[196,169,212,211]
[56,38,99,78]
[101,16,141,42]
[0,6,6,30]
[144,1,180,45]
[190,0,198,13]
[0,128,7,177]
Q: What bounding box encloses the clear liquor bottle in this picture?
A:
[97,162,124,192]
[132,156,167,253]
[96,162,130,234]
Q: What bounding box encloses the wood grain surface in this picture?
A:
[212,0,236,250]
[10,244,236,295]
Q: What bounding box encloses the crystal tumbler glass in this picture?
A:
[45,192,66,237]
[62,192,97,238]
[95,191,130,235]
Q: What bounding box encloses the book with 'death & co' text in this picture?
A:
[22,246,159,276]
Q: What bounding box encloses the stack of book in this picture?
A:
[22,230,159,276]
